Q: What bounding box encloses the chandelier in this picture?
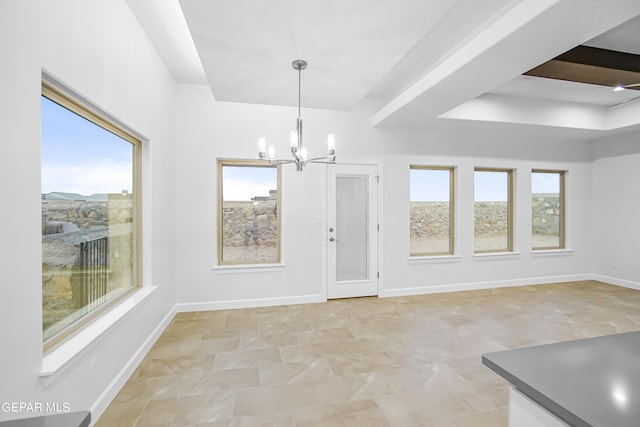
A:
[258,59,336,171]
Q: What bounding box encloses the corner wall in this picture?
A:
[590,131,640,289]
[0,0,176,422]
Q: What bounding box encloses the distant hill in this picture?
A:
[42,192,109,201]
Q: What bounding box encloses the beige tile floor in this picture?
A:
[96,281,640,426]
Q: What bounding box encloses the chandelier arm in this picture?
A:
[305,160,338,165]
[259,159,296,165]
[304,156,337,163]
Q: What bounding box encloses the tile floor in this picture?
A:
[96,281,640,426]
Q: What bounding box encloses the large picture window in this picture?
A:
[41,82,141,351]
[409,166,454,256]
[532,170,565,250]
[474,168,513,253]
[217,160,281,265]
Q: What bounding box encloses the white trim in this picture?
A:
[326,163,380,299]
[175,294,325,313]
[531,249,574,257]
[380,274,592,298]
[40,286,158,384]
[213,264,285,274]
[408,255,462,264]
[42,72,149,142]
[319,164,329,301]
[591,274,640,291]
[376,161,384,298]
[89,303,175,424]
[473,251,521,260]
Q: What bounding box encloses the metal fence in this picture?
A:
[74,236,109,309]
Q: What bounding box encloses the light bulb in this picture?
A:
[290,130,298,148]
[300,147,308,160]
[268,145,275,160]
[327,134,335,153]
[258,137,266,154]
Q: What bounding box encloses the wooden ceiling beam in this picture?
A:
[524,45,640,90]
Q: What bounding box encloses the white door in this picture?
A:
[327,164,378,299]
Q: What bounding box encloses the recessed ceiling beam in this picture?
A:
[524,46,640,90]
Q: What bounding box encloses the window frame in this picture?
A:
[217,159,282,266]
[41,81,142,354]
[531,169,566,251]
[409,165,455,257]
[474,167,514,254]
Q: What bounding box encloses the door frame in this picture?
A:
[325,162,381,299]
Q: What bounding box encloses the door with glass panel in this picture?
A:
[327,164,378,299]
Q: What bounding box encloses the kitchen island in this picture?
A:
[483,331,640,426]
[0,411,90,427]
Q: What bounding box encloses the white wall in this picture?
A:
[591,131,640,288]
[175,86,331,307]
[382,155,592,296]
[175,84,594,307]
[0,0,176,422]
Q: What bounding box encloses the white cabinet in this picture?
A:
[509,387,569,427]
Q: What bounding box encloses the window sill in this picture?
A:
[408,255,462,264]
[473,251,521,260]
[531,248,574,257]
[40,286,157,385]
[213,263,285,274]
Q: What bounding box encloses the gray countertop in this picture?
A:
[0,411,90,427]
[482,331,640,427]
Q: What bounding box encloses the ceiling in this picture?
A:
[126,0,640,139]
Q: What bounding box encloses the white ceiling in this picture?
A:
[491,76,640,108]
[584,14,640,55]
[177,0,514,110]
[127,0,640,138]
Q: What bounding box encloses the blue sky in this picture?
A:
[42,94,559,201]
[411,169,560,202]
[222,165,277,201]
[410,169,451,201]
[474,170,508,201]
[531,172,560,194]
[41,96,133,195]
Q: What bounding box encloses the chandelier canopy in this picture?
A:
[258,60,336,171]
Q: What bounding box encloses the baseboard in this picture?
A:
[89,305,176,426]
[590,274,640,290]
[380,274,593,298]
[175,294,326,313]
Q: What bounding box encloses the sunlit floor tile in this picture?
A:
[95,280,640,426]
[376,387,472,426]
[135,392,234,426]
[178,367,259,396]
[312,371,397,404]
[259,358,334,386]
[233,381,319,417]
[94,400,147,427]
[452,407,508,427]
[293,399,391,427]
